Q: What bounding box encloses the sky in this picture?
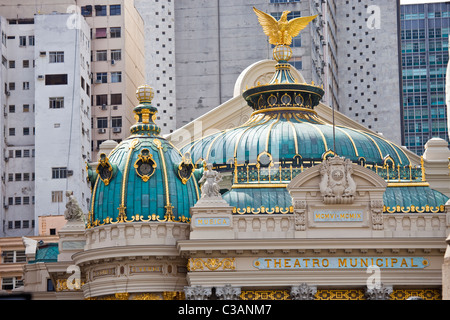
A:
[400,0,449,4]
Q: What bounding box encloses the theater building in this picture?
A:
[20,14,450,300]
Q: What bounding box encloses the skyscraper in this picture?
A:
[400,1,450,155]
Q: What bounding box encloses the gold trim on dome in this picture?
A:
[96,154,113,186]
[134,149,157,182]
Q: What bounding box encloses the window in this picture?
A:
[96,50,107,61]
[52,191,63,203]
[81,5,92,17]
[110,27,121,38]
[15,150,21,158]
[52,167,67,179]
[49,97,64,109]
[15,198,21,206]
[23,127,30,136]
[111,93,122,105]
[23,82,30,90]
[23,60,29,68]
[23,197,30,205]
[23,172,30,180]
[45,74,68,85]
[15,173,22,181]
[95,28,107,39]
[112,116,122,128]
[19,36,26,46]
[96,72,107,83]
[2,250,25,263]
[97,117,108,129]
[9,60,15,68]
[9,128,15,136]
[9,105,15,113]
[111,49,121,61]
[9,82,15,90]
[111,71,122,83]
[28,36,34,46]
[1,277,23,291]
[96,94,108,106]
[95,5,107,16]
[23,104,30,112]
[49,51,64,63]
[110,5,121,16]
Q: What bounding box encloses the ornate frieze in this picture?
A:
[188,258,236,271]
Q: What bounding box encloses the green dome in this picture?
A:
[183,110,411,168]
[87,85,200,228]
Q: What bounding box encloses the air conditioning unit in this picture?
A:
[5,91,10,96]
[113,127,121,133]
[98,128,106,134]
[111,60,115,65]
[101,104,107,110]
[95,79,102,84]
[39,51,46,56]
[3,204,8,209]
[37,75,44,80]
[67,170,74,176]
[112,105,118,110]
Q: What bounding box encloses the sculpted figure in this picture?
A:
[64,191,86,222]
[199,164,222,199]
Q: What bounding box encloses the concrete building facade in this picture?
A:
[0,13,92,238]
[400,1,449,155]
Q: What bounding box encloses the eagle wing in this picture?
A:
[286,15,318,45]
[253,7,280,45]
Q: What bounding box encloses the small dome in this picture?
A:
[87,85,199,228]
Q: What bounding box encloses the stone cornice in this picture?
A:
[177,238,446,255]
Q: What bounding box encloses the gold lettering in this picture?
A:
[303,259,310,267]
[411,258,418,267]
[360,258,368,268]
[265,259,272,268]
[350,258,357,267]
[391,258,397,267]
[312,259,319,267]
[400,258,408,267]
[338,258,347,267]
[274,259,282,268]
[284,259,291,268]
[322,259,329,268]
[376,259,383,267]
[294,259,301,268]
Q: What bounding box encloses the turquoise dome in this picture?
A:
[87,85,199,228]
[182,57,412,171]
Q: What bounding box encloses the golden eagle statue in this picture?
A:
[253,7,318,46]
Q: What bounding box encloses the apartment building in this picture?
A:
[0,1,145,237]
[79,1,145,158]
[0,13,92,238]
